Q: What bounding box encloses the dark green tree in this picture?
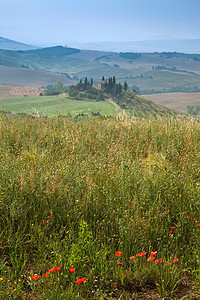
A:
[124,81,128,91]
[55,81,63,90]
[91,78,93,86]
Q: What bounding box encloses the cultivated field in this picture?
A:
[144,92,200,112]
[0,116,200,299]
[0,85,44,98]
[0,95,117,117]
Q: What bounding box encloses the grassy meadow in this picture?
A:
[0,96,117,117]
[0,115,200,299]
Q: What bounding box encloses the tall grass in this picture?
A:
[0,114,200,299]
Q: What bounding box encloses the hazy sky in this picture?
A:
[0,0,200,46]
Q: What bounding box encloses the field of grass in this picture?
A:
[0,96,117,117]
[0,115,200,299]
[143,92,200,112]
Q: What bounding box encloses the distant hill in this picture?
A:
[70,39,200,54]
[29,46,80,56]
[0,65,75,87]
[0,41,200,93]
[0,37,38,50]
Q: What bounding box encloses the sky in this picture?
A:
[0,0,200,47]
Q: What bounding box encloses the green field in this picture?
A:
[0,95,117,117]
[0,116,200,299]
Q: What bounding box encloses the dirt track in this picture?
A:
[0,85,44,98]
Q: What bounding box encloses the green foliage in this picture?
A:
[119,52,141,60]
[186,104,200,116]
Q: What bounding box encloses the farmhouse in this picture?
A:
[94,79,109,90]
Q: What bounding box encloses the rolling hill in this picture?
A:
[0,39,200,93]
[0,65,75,87]
[0,36,38,50]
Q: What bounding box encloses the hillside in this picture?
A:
[0,65,75,87]
[0,36,38,50]
[0,45,200,93]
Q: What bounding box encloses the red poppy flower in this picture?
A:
[166,262,171,265]
[130,201,133,204]
[150,251,157,256]
[198,224,200,227]
[130,256,135,260]
[48,267,55,273]
[47,216,51,219]
[120,274,128,278]
[117,262,122,266]
[182,211,186,214]
[172,258,179,262]
[193,218,196,223]
[75,277,86,284]
[137,252,147,257]
[113,282,117,288]
[189,217,193,220]
[115,251,123,257]
[42,272,49,277]
[55,266,61,271]
[69,268,76,272]
[155,259,164,264]
[30,275,39,280]
[147,256,155,262]
[169,230,173,234]
[44,221,48,224]
[170,227,175,229]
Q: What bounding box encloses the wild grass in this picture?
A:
[0,114,200,299]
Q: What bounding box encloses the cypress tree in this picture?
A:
[124,81,128,91]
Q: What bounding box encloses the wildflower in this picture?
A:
[47,216,51,219]
[198,224,200,227]
[115,251,123,257]
[55,266,61,271]
[44,221,48,224]
[189,217,193,220]
[170,227,175,229]
[137,252,147,257]
[130,201,133,204]
[48,267,55,273]
[117,262,122,266]
[150,251,157,256]
[166,262,171,265]
[172,258,179,262]
[0,278,3,281]
[182,211,186,214]
[42,272,49,277]
[193,218,196,223]
[113,282,117,288]
[147,256,155,262]
[120,274,128,278]
[30,275,39,280]
[130,256,135,260]
[75,277,86,284]
[69,268,76,272]
[155,259,164,264]
[169,230,173,234]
